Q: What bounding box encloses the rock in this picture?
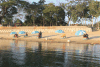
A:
[67,40,70,43]
[45,38,48,40]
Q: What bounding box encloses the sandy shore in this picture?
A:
[0,30,100,44]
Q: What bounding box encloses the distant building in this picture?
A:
[70,24,79,26]
[0,24,2,27]
[14,23,22,26]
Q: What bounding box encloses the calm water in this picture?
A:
[0,40,100,67]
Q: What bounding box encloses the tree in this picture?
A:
[24,0,45,26]
[94,21,100,29]
[2,18,13,26]
[23,2,37,25]
[64,0,93,25]
[88,1,100,29]
[75,2,90,25]
[38,0,45,26]
[91,1,100,29]
[93,1,100,29]
[43,3,55,26]
[0,0,17,24]
[53,6,65,26]
[43,3,65,26]
[64,1,78,25]
[43,3,62,26]
[24,15,33,26]
[29,2,39,25]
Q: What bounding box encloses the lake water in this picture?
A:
[0,40,100,67]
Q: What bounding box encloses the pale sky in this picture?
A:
[26,0,67,6]
[26,0,100,4]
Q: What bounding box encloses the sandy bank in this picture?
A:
[0,30,100,44]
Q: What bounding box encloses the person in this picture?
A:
[40,31,42,38]
[83,33,89,40]
[13,34,18,38]
[16,34,18,38]
[38,31,42,38]
[38,32,40,38]
[85,33,89,39]
[26,32,28,36]
[83,34,86,37]
[24,32,28,38]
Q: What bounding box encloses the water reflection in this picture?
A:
[11,40,26,65]
[0,40,100,67]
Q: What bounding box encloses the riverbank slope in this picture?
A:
[0,29,100,44]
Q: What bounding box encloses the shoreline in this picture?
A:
[0,28,99,44]
[0,37,100,44]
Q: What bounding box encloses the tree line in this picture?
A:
[62,0,100,29]
[0,0,66,26]
[0,0,100,28]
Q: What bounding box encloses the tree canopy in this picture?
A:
[0,0,100,27]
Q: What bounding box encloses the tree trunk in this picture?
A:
[50,12,52,26]
[69,18,71,26]
[81,19,82,26]
[33,20,35,26]
[97,18,99,29]
[68,17,70,26]
[95,18,96,25]
[0,17,2,24]
[85,18,86,26]
[43,18,44,26]
[92,15,93,28]
[50,22,51,26]
[56,17,57,26]
[50,21,51,26]
[67,21,69,26]
[91,15,94,31]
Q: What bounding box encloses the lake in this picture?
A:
[0,40,100,67]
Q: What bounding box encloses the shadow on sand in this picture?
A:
[89,36,100,39]
[18,35,25,37]
[28,35,38,37]
[42,34,60,38]
[18,34,38,37]
[67,35,82,38]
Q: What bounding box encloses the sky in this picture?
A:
[27,0,100,5]
[13,0,100,25]
[26,0,67,6]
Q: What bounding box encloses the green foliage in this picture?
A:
[0,0,66,26]
[94,21,100,28]
[1,0,100,27]
[2,18,8,26]
[43,3,56,13]
[88,1,100,28]
[0,0,18,24]
[43,3,65,26]
[4,0,100,26]
[0,0,15,6]
[64,0,99,25]
[22,22,27,26]
[89,1,100,17]
[15,19,22,23]
[1,18,13,26]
